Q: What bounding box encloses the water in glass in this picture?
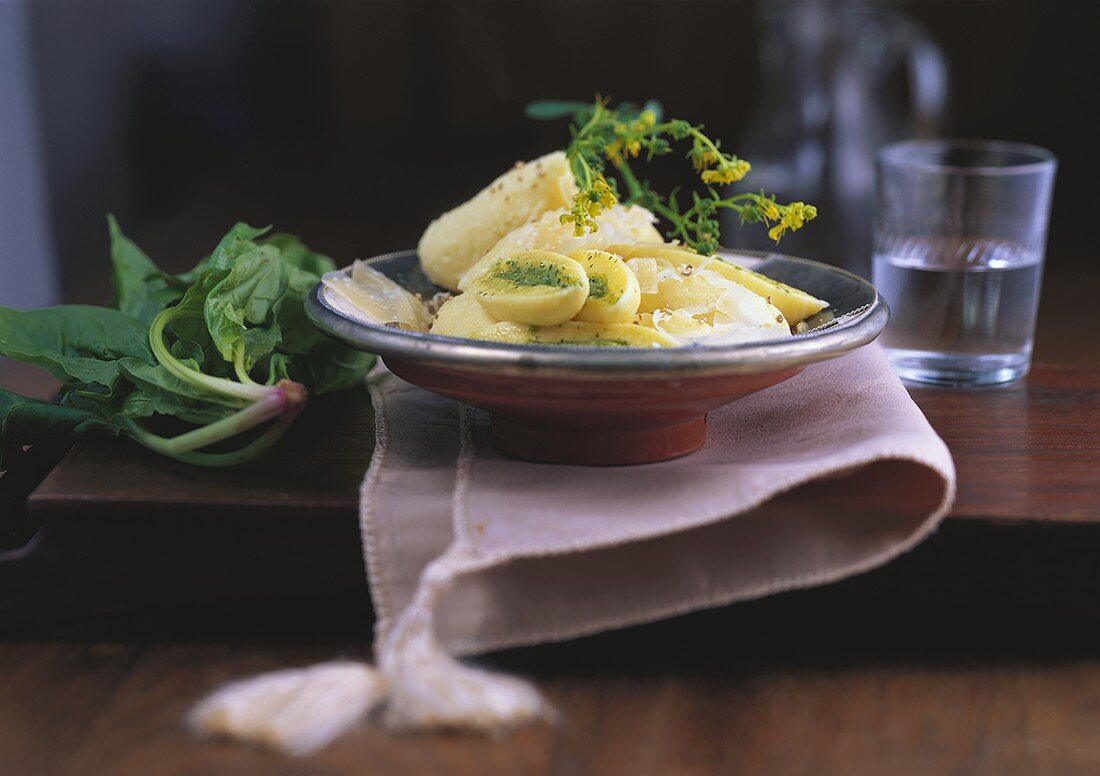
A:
[874,237,1042,386]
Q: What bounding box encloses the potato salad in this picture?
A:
[326,152,829,348]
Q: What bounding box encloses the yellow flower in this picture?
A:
[759,198,780,222]
[701,168,733,185]
[592,174,617,208]
[691,148,721,172]
[560,176,618,236]
[767,202,817,242]
[637,109,657,128]
[607,139,641,165]
[700,159,750,185]
[560,208,589,237]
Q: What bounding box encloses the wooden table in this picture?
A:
[2,362,1100,775]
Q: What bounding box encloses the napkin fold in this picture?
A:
[191,343,955,754]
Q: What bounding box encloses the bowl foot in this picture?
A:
[489,414,707,466]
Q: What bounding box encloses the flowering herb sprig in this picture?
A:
[526,97,817,256]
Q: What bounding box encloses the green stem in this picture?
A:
[614,159,687,239]
[614,159,645,201]
[150,307,269,403]
[122,389,289,457]
[233,349,258,386]
[687,127,724,158]
[574,153,596,189]
[124,411,298,467]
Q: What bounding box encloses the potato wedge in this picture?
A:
[474,204,663,275]
[430,292,498,338]
[701,258,828,324]
[607,242,703,269]
[417,152,577,291]
[473,320,677,348]
[467,250,589,326]
[568,249,641,324]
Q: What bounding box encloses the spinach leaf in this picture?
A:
[204,222,272,272]
[1,217,375,468]
[0,388,116,471]
[283,343,375,395]
[0,305,154,390]
[276,266,328,355]
[203,245,288,371]
[171,263,232,317]
[118,387,234,426]
[117,357,241,408]
[264,233,337,276]
[275,263,375,394]
[107,215,183,325]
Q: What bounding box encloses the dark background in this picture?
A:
[3,0,1097,363]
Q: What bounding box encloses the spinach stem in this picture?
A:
[123,389,287,455]
[124,411,298,467]
[233,349,259,386]
[140,302,309,467]
[120,379,305,465]
[150,308,270,402]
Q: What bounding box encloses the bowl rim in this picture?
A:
[305,248,889,379]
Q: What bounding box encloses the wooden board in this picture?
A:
[21,364,1100,523]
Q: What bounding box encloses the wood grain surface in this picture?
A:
[908,365,1100,522]
[3,362,1100,774]
[4,640,1100,776]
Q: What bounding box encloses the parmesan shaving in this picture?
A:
[324,263,433,331]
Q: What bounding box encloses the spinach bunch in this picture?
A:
[0,218,374,469]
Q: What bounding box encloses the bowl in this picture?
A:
[306,249,888,465]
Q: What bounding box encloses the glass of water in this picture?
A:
[873,139,1056,387]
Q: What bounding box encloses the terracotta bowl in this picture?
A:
[306,250,888,465]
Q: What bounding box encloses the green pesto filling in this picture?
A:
[585,273,623,305]
[489,259,575,289]
[588,274,609,299]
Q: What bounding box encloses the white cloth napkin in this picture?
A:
[191,343,955,754]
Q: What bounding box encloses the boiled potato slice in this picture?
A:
[417,152,577,291]
[467,250,589,326]
[700,258,828,324]
[474,320,677,348]
[474,204,663,275]
[610,244,828,325]
[568,250,641,324]
[323,262,433,331]
[607,242,703,269]
[430,292,498,338]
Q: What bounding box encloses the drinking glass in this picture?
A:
[873,139,1056,387]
